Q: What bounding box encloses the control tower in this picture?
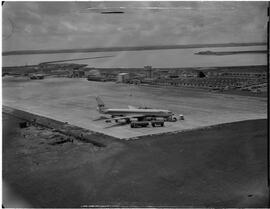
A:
[144,66,154,79]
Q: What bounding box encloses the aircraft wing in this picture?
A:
[105,114,145,122]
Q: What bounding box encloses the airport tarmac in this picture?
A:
[3,77,267,139]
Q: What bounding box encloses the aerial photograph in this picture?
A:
[2,1,268,208]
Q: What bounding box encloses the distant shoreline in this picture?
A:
[3,64,267,73]
[195,50,267,56]
[3,42,266,56]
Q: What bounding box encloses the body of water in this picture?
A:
[3,45,267,68]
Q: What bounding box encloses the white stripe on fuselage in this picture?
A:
[103,108,172,116]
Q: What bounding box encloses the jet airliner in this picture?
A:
[96,96,178,126]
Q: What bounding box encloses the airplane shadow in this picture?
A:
[92,116,109,121]
[104,123,128,129]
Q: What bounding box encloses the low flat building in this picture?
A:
[117,73,130,83]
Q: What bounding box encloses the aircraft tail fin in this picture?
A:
[96,96,107,113]
[128,105,137,109]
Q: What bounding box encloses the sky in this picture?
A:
[2,1,268,52]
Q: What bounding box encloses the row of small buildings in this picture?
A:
[3,63,267,93]
[66,65,267,93]
[144,77,267,91]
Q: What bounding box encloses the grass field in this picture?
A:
[2,77,267,139]
[3,113,268,207]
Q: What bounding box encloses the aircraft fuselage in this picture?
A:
[103,108,173,117]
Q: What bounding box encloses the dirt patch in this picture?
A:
[3,113,268,207]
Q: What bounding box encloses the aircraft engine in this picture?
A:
[156,117,165,121]
[130,118,138,122]
[115,119,126,123]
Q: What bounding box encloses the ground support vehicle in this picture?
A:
[130,121,150,128]
[151,120,165,127]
